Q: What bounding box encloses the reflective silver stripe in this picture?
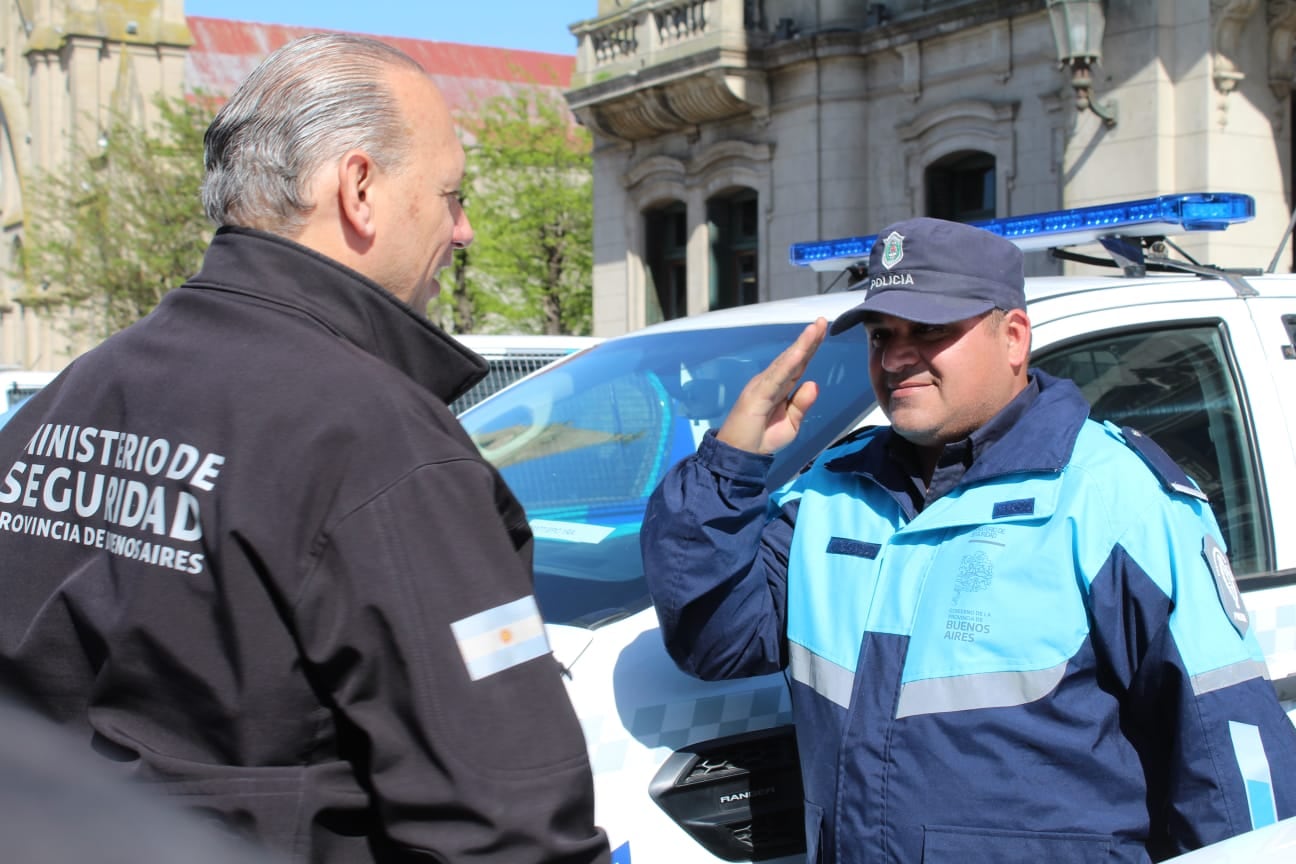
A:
[895,661,1067,719]
[788,642,855,709]
[1191,659,1270,696]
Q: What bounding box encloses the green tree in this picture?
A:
[17,94,214,340]
[438,89,594,335]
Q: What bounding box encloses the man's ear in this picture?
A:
[1003,308,1032,371]
[337,149,377,239]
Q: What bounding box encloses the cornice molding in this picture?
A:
[897,98,1018,143]
[623,153,688,189]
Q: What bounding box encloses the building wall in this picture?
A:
[0,0,193,372]
[0,1,579,372]
[569,0,1296,336]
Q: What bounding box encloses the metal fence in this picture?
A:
[450,349,575,414]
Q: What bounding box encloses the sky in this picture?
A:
[182,0,598,55]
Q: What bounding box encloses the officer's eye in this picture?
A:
[913,324,948,340]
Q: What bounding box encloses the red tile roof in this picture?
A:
[184,16,576,116]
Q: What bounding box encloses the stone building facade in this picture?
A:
[0,0,576,372]
[0,0,191,371]
[565,0,1296,336]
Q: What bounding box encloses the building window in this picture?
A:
[925,151,995,223]
[645,202,688,323]
[707,189,759,310]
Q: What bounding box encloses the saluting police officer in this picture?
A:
[641,216,1296,863]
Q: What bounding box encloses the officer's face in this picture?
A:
[865,308,1030,449]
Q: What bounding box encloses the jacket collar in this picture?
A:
[961,371,1088,480]
[186,227,488,404]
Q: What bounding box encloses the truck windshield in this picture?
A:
[459,323,876,628]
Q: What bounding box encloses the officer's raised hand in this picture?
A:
[716,318,828,455]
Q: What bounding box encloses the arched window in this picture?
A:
[706,188,758,310]
[644,201,688,323]
[899,99,1016,223]
[925,151,996,223]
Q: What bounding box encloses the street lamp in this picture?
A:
[1046,0,1117,128]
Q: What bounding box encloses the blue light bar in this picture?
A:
[789,192,1256,271]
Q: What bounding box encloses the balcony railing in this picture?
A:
[657,0,710,47]
[572,0,754,88]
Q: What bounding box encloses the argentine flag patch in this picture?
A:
[451,596,550,681]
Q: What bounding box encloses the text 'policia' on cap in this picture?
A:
[830,217,1025,335]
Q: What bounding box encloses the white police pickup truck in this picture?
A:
[458,193,1296,863]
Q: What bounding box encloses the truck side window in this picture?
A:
[1034,324,1271,577]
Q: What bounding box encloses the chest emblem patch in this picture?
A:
[944,550,996,643]
[954,550,993,604]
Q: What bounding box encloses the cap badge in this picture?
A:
[880,231,905,270]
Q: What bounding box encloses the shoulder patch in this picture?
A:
[1112,424,1209,502]
[1204,534,1249,638]
[450,596,549,681]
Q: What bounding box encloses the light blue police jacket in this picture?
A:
[641,372,1296,864]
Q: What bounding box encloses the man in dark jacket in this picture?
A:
[0,33,610,864]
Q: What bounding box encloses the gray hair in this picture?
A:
[201,33,426,234]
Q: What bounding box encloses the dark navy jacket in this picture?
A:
[0,228,610,864]
[642,372,1296,863]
